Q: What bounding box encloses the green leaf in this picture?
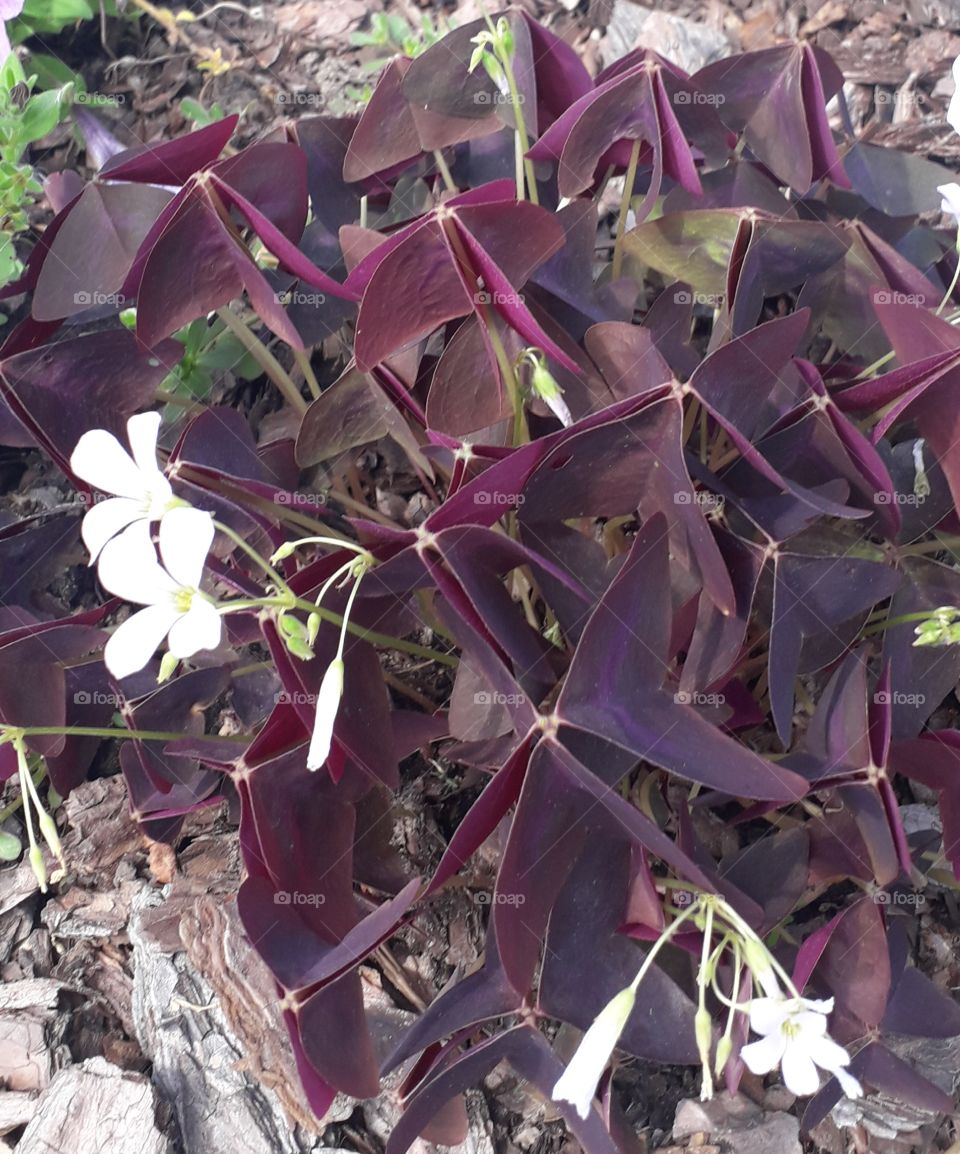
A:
[26,54,82,93]
[0,830,21,861]
[0,53,26,91]
[18,88,67,147]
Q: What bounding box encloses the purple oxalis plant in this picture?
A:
[2,7,960,1148]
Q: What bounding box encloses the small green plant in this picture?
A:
[156,314,263,408]
[180,96,228,129]
[0,53,72,291]
[11,0,114,40]
[350,11,446,70]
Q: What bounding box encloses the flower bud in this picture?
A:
[270,542,297,564]
[307,658,345,771]
[29,843,48,893]
[157,651,179,683]
[37,810,63,866]
[714,1034,733,1077]
[497,17,514,55]
[741,937,781,998]
[307,612,321,648]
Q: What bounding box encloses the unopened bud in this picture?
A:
[695,1007,713,1063]
[498,17,514,54]
[714,1034,733,1077]
[270,542,297,564]
[307,612,321,648]
[741,937,781,998]
[29,844,48,893]
[157,651,179,683]
[37,810,63,867]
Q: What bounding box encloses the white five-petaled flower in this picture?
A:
[307,658,345,771]
[740,995,862,1100]
[71,412,180,562]
[552,985,637,1120]
[96,508,222,679]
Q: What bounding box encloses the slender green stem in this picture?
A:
[629,901,700,992]
[498,52,537,204]
[697,903,716,1099]
[336,567,366,660]
[490,320,527,445]
[937,245,960,315]
[901,534,960,556]
[862,609,951,636]
[216,307,307,414]
[212,519,294,597]
[293,349,322,400]
[10,726,249,743]
[218,593,459,666]
[612,138,641,281]
[433,149,456,193]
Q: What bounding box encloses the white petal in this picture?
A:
[159,507,214,589]
[805,1034,854,1075]
[740,1031,787,1076]
[747,998,793,1036]
[949,59,960,136]
[545,391,573,428]
[307,658,345,770]
[167,597,222,658]
[127,412,174,513]
[939,182,960,220]
[126,412,162,475]
[781,1043,821,1097]
[97,522,179,606]
[70,428,144,499]
[551,987,636,1121]
[104,604,179,679]
[798,996,834,1016]
[80,497,141,562]
[792,1010,829,1039]
[834,1067,863,1099]
[553,1066,597,1121]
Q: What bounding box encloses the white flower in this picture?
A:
[97,507,222,679]
[552,985,636,1120]
[740,995,862,1100]
[948,55,960,137]
[70,412,179,562]
[307,658,344,770]
[939,182,960,222]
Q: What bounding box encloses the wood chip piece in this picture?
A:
[17,1057,169,1154]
